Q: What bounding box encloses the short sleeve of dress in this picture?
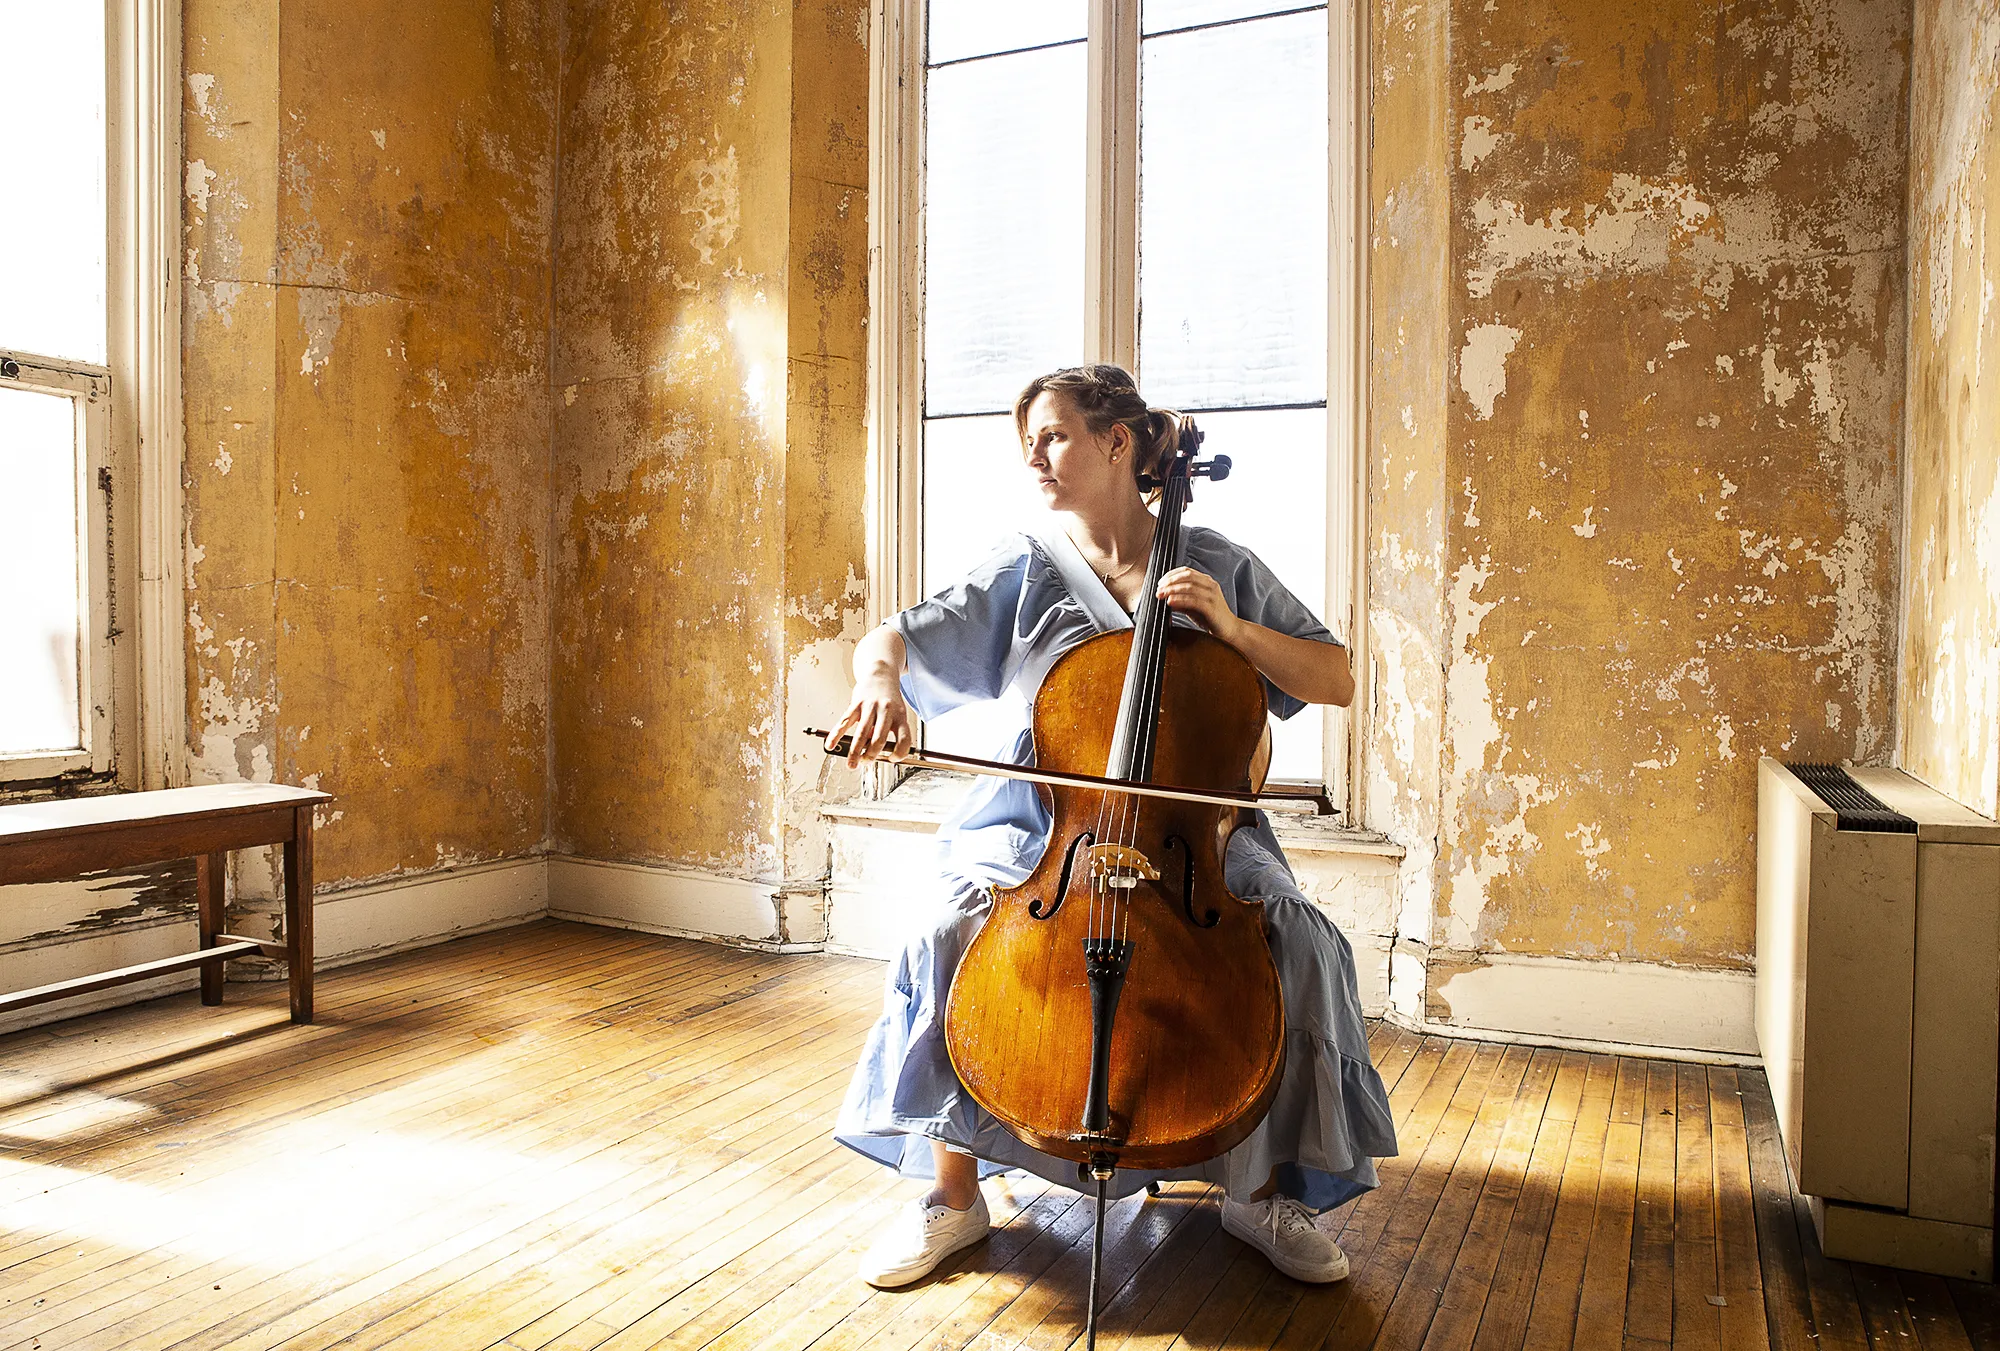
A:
[887,537,1036,721]
[1184,527,1342,722]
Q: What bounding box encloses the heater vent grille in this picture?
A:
[1784,762,1918,833]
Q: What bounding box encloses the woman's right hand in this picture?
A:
[828,676,913,769]
[827,624,914,769]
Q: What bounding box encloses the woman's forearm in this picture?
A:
[1225,621,1355,709]
[853,624,908,688]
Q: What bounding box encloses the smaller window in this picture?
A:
[0,360,114,778]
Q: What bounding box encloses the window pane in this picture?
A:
[1139,11,1327,409]
[1143,0,1322,33]
[919,415,1048,758]
[929,0,1086,65]
[925,45,1087,417]
[0,385,83,755]
[0,7,107,366]
[1177,407,1327,780]
[921,415,1047,596]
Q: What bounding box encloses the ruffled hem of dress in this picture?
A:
[834,1030,1395,1212]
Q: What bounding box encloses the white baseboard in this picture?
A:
[0,856,549,1036]
[1425,950,1759,1058]
[298,855,548,968]
[0,919,207,1036]
[547,856,819,952]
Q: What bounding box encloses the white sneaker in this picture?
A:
[858,1190,992,1288]
[1220,1195,1350,1283]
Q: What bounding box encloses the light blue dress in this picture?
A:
[833,523,1398,1209]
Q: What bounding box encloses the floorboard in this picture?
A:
[0,920,1979,1351]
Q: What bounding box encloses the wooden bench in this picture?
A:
[0,784,331,1024]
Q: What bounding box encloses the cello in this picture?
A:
[820,419,1296,1345]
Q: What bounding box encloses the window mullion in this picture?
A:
[79,378,115,774]
[1084,0,1139,370]
[1327,0,1364,816]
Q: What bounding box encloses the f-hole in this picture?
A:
[1032,830,1095,920]
[1163,834,1218,928]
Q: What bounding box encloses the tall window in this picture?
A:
[895,0,1344,786]
[0,6,118,782]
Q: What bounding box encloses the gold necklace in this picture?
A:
[1070,523,1155,588]
[1098,555,1141,585]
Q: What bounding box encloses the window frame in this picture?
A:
[0,356,114,780]
[0,0,185,794]
[865,0,1369,814]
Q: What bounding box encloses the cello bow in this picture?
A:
[804,728,1336,818]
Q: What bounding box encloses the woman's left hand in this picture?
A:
[1156,567,1241,642]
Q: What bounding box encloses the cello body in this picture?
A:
[942,621,1287,1171]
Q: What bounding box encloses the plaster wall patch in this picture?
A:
[1465,175,1713,299]
[681,145,741,268]
[1761,346,1800,408]
[1461,116,1502,170]
[184,159,216,215]
[1459,323,1521,420]
[296,287,344,379]
[1804,339,1847,442]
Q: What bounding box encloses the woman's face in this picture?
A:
[1021,392,1133,514]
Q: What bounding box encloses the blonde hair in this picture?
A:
[1013,365,1193,500]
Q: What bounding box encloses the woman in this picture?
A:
[828,365,1396,1290]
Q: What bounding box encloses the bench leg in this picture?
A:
[196,851,227,1005]
[283,806,315,1024]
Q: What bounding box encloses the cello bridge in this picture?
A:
[1087,843,1160,892]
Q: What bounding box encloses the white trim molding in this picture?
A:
[547,857,825,953]
[1084,0,1140,369]
[866,0,925,630]
[1412,950,1760,1060]
[1328,0,1369,819]
[123,0,188,790]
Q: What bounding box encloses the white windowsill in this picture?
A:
[821,769,1404,862]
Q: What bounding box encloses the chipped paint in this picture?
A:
[1460,115,1502,170]
[1463,175,1714,300]
[1901,0,2000,815]
[1458,321,1520,418]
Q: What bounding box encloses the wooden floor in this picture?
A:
[2,922,1995,1350]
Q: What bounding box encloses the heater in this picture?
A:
[1756,758,2000,1279]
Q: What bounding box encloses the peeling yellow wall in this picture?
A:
[550,0,869,889]
[1901,0,2000,816]
[183,0,557,894]
[1370,0,1911,985]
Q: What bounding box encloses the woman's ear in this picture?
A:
[1108,420,1133,463]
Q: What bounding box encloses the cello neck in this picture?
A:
[1105,426,1196,784]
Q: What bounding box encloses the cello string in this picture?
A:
[1117,428,1184,944]
[1110,487,1157,944]
[1104,482,1163,944]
